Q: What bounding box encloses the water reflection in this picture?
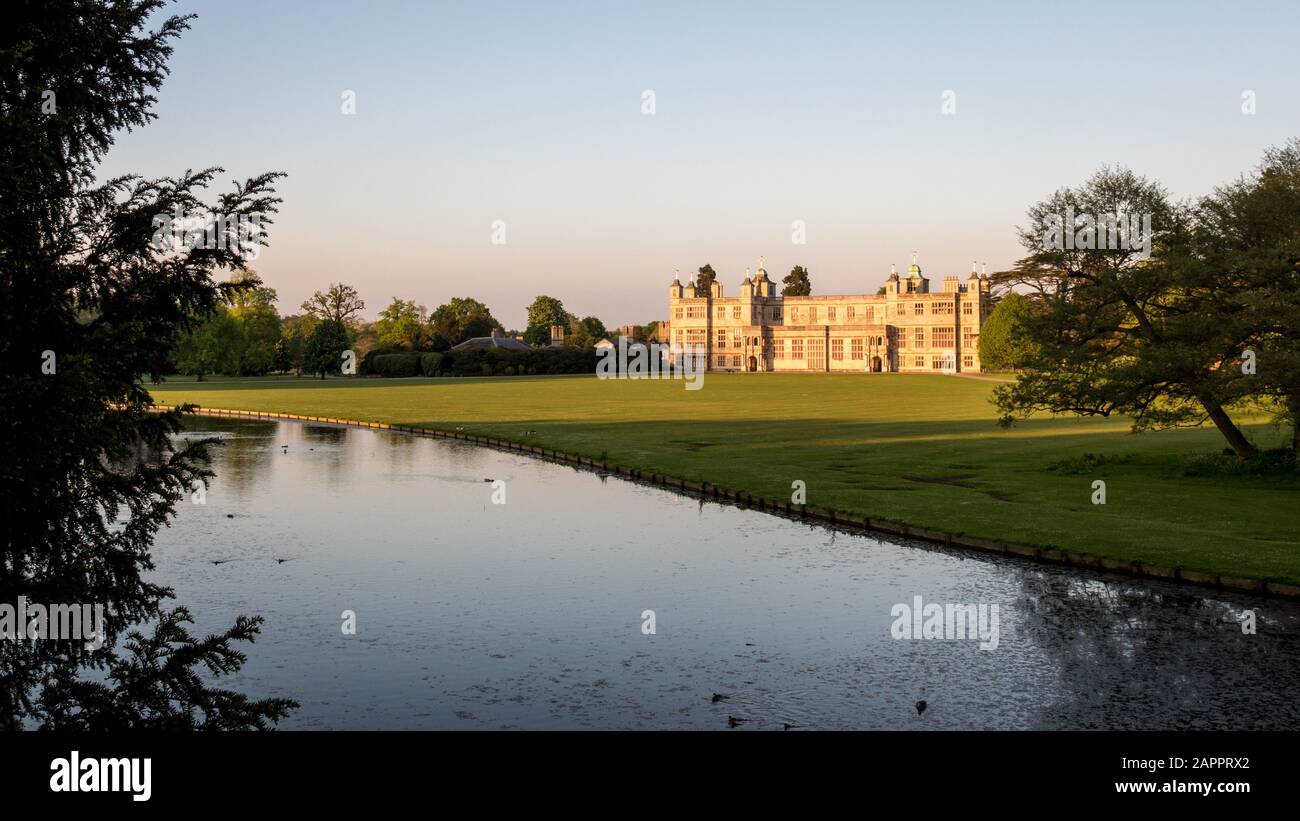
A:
[155,418,1300,730]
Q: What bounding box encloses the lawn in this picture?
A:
[148,372,1300,584]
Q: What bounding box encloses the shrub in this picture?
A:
[1183,448,1295,477]
[1045,452,1135,475]
[420,352,443,376]
[370,353,422,378]
[361,346,408,375]
[429,346,598,377]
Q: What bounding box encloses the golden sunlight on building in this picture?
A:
[666,253,993,373]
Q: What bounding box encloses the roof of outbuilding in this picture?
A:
[450,335,532,352]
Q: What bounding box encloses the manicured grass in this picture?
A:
[149,373,1300,583]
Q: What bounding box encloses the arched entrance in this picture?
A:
[747,356,757,372]
[871,356,882,372]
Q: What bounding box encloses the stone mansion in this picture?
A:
[666,254,992,373]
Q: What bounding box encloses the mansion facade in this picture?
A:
[666,254,992,373]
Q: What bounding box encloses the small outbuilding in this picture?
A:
[450,329,532,352]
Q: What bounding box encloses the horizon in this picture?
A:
[96,0,1300,328]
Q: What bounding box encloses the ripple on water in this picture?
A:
[154,418,1300,730]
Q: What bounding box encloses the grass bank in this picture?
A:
[149,373,1300,585]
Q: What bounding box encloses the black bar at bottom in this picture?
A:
[0,730,1282,808]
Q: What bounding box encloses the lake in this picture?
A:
[155,417,1300,730]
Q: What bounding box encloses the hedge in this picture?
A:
[370,353,422,377]
[420,352,443,376]
[364,346,601,378]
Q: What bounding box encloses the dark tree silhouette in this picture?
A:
[993,167,1257,457]
[300,282,365,326]
[0,0,296,728]
[303,319,350,378]
[694,264,717,295]
[782,265,812,296]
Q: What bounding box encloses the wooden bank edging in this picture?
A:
[165,405,1300,602]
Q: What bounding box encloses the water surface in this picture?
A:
[154,418,1300,730]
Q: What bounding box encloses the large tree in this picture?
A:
[977,292,1036,371]
[0,0,296,728]
[171,270,281,376]
[992,166,1258,457]
[1188,140,1300,460]
[430,296,501,348]
[279,314,317,375]
[173,304,242,379]
[300,281,365,326]
[694,264,717,295]
[524,294,567,346]
[375,297,429,350]
[303,319,350,379]
[225,272,281,374]
[566,314,608,348]
[782,265,812,296]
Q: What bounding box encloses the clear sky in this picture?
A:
[98,0,1300,330]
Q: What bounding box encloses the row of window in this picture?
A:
[676,301,978,322]
[773,337,886,361]
[898,354,977,369]
[893,327,978,350]
[679,329,973,358]
[702,349,978,369]
[787,306,877,324]
[897,302,977,317]
[715,331,765,349]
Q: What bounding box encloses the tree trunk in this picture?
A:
[1198,393,1258,458]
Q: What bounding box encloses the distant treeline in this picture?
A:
[170,281,658,379]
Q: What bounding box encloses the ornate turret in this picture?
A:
[905,250,929,293]
[753,256,770,296]
[669,268,683,299]
[907,250,922,278]
[740,267,753,297]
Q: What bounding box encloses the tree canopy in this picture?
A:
[431,296,502,348]
[694,264,717,294]
[991,164,1280,459]
[977,292,1036,371]
[375,297,429,350]
[524,294,568,346]
[1,0,296,728]
[300,282,365,326]
[1184,139,1300,455]
[782,265,812,296]
[303,319,351,378]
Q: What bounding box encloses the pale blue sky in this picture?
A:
[99,0,1300,329]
